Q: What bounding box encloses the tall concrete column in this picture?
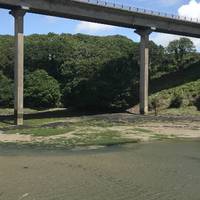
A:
[135,29,151,115]
[10,9,26,125]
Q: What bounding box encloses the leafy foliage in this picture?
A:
[149,96,162,116]
[61,54,138,110]
[194,96,200,111]
[24,70,61,108]
[150,79,200,110]
[0,71,13,107]
[0,34,199,111]
[55,34,138,110]
[149,42,166,75]
[166,37,196,71]
[0,36,14,78]
[169,94,184,108]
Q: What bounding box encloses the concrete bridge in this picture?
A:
[1,0,200,125]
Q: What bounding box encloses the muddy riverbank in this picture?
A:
[0,141,200,200]
[0,113,200,148]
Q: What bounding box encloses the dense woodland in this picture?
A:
[0,33,199,111]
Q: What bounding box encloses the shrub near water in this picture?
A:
[24,70,61,108]
[169,94,184,108]
[194,96,200,111]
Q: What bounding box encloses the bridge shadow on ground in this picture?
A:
[130,61,200,106]
[0,108,119,126]
[149,61,200,94]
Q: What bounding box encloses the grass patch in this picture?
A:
[150,78,200,111]
[160,106,200,116]
[52,130,139,148]
[0,108,199,149]
[134,128,153,133]
[151,134,177,140]
[1,127,139,149]
[4,127,74,137]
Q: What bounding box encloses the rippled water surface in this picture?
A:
[0,141,200,200]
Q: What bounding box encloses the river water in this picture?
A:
[0,141,200,200]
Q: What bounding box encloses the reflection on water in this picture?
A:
[0,141,200,200]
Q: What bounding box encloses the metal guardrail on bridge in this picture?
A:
[73,0,200,24]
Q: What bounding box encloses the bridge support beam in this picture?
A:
[10,9,26,125]
[135,29,151,115]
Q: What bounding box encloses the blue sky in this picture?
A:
[0,0,200,48]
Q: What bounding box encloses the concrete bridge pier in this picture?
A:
[10,9,26,125]
[135,28,151,115]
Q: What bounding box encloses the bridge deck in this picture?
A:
[0,0,200,37]
[76,0,200,24]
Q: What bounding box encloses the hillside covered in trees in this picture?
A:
[0,33,199,112]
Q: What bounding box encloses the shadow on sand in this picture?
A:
[0,108,120,126]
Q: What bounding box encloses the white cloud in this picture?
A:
[151,33,181,47]
[151,33,200,50]
[150,0,200,50]
[45,16,61,23]
[75,21,114,33]
[178,0,200,19]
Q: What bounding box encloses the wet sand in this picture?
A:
[0,141,200,200]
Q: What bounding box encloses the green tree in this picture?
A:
[3,33,199,111]
[0,71,13,107]
[0,36,14,79]
[166,37,196,70]
[58,34,139,110]
[61,54,138,110]
[149,41,165,74]
[24,70,61,108]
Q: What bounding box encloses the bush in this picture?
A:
[61,56,138,111]
[194,96,200,111]
[149,96,162,116]
[24,70,61,108]
[0,71,13,107]
[169,94,184,108]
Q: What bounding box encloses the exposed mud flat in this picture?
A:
[0,119,200,144]
[0,141,200,200]
[0,113,199,151]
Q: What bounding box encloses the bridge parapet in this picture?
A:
[74,0,200,24]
